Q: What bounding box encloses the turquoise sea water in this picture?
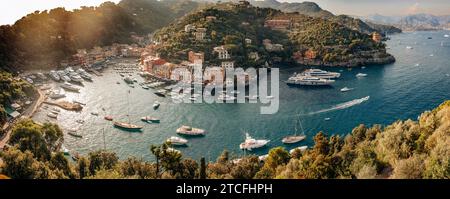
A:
[33,30,450,161]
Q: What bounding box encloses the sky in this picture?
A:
[1,0,449,25]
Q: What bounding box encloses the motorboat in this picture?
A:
[153,101,160,109]
[176,125,206,136]
[61,75,71,82]
[406,46,413,49]
[49,90,66,99]
[154,89,166,97]
[340,87,353,92]
[47,113,58,119]
[60,82,80,92]
[166,136,188,146]
[104,115,113,121]
[141,116,160,123]
[239,133,270,150]
[49,70,60,81]
[356,73,368,78]
[289,146,308,154]
[61,145,70,155]
[124,77,134,84]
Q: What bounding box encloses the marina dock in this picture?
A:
[43,101,83,111]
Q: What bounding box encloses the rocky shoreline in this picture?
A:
[293,52,396,67]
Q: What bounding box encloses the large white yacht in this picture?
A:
[239,133,270,150]
[286,76,335,86]
[302,69,341,79]
[176,125,206,136]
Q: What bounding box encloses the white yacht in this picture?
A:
[289,146,308,154]
[69,72,83,83]
[176,125,206,136]
[49,91,66,99]
[301,69,341,79]
[286,76,335,86]
[340,87,353,92]
[444,34,449,38]
[166,136,188,146]
[239,133,270,150]
[60,82,80,92]
[356,73,368,78]
[49,70,60,81]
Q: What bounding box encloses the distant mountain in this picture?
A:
[361,13,450,31]
[249,0,399,34]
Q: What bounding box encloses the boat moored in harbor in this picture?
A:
[176,125,206,136]
[60,82,80,92]
[141,116,160,123]
[286,76,335,86]
[113,121,143,131]
[239,133,270,150]
[166,136,188,146]
[301,69,341,79]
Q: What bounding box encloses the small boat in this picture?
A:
[68,132,83,138]
[427,37,432,39]
[104,115,113,121]
[239,133,270,150]
[153,101,160,109]
[61,145,70,155]
[415,63,420,67]
[154,90,166,97]
[340,87,353,92]
[430,54,434,57]
[50,110,60,115]
[73,100,86,106]
[113,121,143,131]
[116,81,121,84]
[47,113,58,119]
[324,118,331,121]
[176,125,206,136]
[258,154,269,161]
[91,112,99,116]
[124,77,133,84]
[445,34,449,38]
[282,117,306,144]
[49,91,66,100]
[406,46,413,49]
[167,147,181,154]
[166,136,188,146]
[52,108,61,112]
[266,96,274,99]
[356,73,368,78]
[60,82,80,92]
[289,146,308,154]
[76,119,85,124]
[141,116,160,123]
[361,66,366,69]
[142,85,150,90]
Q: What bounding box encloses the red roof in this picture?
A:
[152,59,166,65]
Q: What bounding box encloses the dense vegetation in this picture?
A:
[1,100,449,179]
[0,0,204,71]
[0,72,33,107]
[155,4,290,67]
[155,3,393,67]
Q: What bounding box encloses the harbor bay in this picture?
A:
[30,30,450,161]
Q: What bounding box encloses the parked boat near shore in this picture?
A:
[176,125,206,136]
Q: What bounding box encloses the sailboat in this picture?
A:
[114,90,143,131]
[282,116,306,144]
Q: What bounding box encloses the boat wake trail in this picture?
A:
[305,96,370,115]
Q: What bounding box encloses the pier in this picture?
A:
[43,101,83,111]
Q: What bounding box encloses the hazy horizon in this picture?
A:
[1,0,449,25]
